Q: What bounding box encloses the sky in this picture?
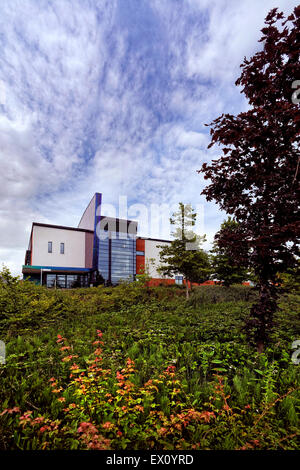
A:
[0,0,298,275]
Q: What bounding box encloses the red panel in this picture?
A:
[136,255,145,274]
[136,239,145,275]
[147,278,175,286]
[146,279,251,287]
[136,238,145,252]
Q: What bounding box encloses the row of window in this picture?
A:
[46,273,89,288]
[48,241,65,254]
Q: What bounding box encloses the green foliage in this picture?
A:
[277,260,300,293]
[0,267,299,450]
[135,259,155,286]
[211,218,250,287]
[188,285,258,307]
[158,240,211,283]
[157,203,211,296]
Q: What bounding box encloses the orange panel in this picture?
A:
[144,278,250,287]
[136,238,145,252]
[147,278,175,286]
[136,255,145,274]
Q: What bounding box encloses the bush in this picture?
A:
[0,267,299,450]
[1,331,299,450]
[188,285,258,307]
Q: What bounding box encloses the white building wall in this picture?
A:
[144,239,175,279]
[32,225,86,268]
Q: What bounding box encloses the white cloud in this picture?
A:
[0,0,298,274]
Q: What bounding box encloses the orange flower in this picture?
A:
[135,405,144,413]
[33,416,45,424]
[40,426,51,433]
[199,411,215,423]
[0,407,20,416]
[56,334,65,344]
[102,421,114,430]
[116,371,125,381]
[158,427,168,436]
[94,348,102,356]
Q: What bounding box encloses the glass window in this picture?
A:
[175,275,183,285]
[46,274,56,288]
[57,275,66,288]
[98,229,136,284]
[45,273,89,289]
[48,241,52,253]
[66,275,77,288]
[60,242,65,254]
[136,251,145,256]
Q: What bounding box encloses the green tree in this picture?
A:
[277,258,300,293]
[157,203,210,299]
[211,217,250,287]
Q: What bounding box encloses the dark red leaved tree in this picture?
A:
[199,6,300,352]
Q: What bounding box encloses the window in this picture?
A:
[46,274,56,288]
[175,275,183,285]
[48,241,52,253]
[60,242,65,254]
[136,251,145,256]
[57,275,66,289]
[45,273,89,289]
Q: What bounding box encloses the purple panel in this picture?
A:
[85,232,94,268]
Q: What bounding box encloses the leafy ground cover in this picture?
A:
[0,269,299,450]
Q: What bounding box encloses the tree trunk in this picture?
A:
[246,281,278,352]
[185,278,189,300]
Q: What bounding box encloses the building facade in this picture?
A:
[22,193,181,287]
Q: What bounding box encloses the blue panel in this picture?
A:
[97,228,136,284]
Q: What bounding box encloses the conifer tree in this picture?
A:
[158,203,210,299]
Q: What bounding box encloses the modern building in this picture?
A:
[22,193,185,288]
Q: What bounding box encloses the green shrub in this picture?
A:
[0,267,299,450]
[188,285,258,307]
